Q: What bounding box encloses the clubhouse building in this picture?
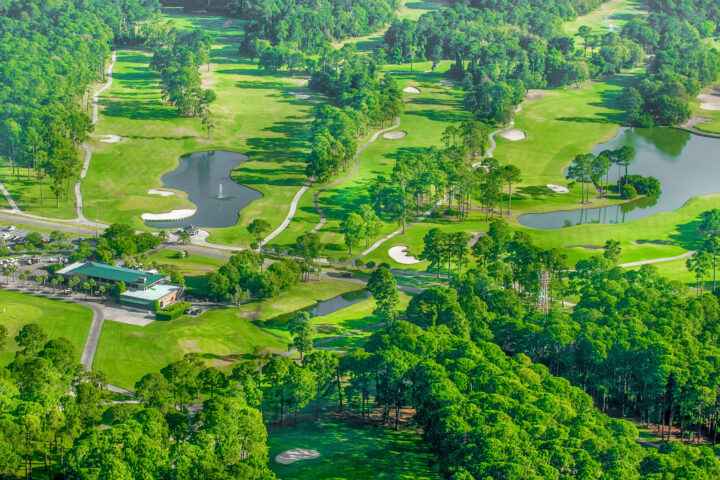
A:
[57,261,183,309]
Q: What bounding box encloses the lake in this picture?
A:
[144,150,263,229]
[518,128,720,230]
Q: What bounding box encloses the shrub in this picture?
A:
[621,184,637,199]
[155,301,191,321]
[622,174,661,196]
[366,261,376,269]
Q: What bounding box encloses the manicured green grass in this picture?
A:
[273,69,471,254]
[564,0,647,37]
[83,11,317,247]
[94,278,360,388]
[0,290,93,367]
[397,0,450,21]
[267,420,438,480]
[146,249,227,275]
[0,164,78,219]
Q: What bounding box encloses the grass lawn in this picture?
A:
[272,68,471,255]
[82,10,317,247]
[94,278,360,388]
[146,249,227,275]
[267,420,438,480]
[564,0,647,37]
[0,290,93,367]
[0,164,79,219]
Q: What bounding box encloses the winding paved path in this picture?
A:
[261,181,311,247]
[311,118,401,233]
[619,251,695,268]
[80,303,105,371]
[0,52,116,228]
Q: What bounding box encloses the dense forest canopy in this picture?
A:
[0,0,161,206]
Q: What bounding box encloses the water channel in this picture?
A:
[518,127,720,230]
[144,150,262,229]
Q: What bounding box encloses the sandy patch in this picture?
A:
[440,80,455,87]
[564,245,604,251]
[223,19,232,28]
[403,86,420,94]
[547,184,570,194]
[98,134,122,143]
[383,130,407,140]
[526,90,546,100]
[142,209,196,221]
[698,92,720,111]
[201,74,217,90]
[290,91,311,99]
[389,245,421,264]
[680,116,711,129]
[276,449,321,465]
[633,240,672,246]
[499,129,526,141]
[148,189,175,197]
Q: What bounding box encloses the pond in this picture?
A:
[264,290,371,326]
[518,127,720,230]
[144,151,262,229]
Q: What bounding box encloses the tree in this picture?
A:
[703,236,720,290]
[577,25,592,55]
[367,266,399,323]
[567,153,594,204]
[501,164,522,215]
[360,204,381,248]
[247,219,271,247]
[15,324,47,356]
[0,324,7,351]
[591,154,612,198]
[134,372,172,413]
[700,209,720,237]
[198,367,226,398]
[687,251,712,296]
[603,239,622,264]
[179,231,191,245]
[303,350,338,420]
[289,312,313,360]
[339,212,364,255]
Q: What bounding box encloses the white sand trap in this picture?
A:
[275,449,321,465]
[698,92,720,111]
[403,86,420,94]
[99,134,122,143]
[142,209,196,221]
[389,245,421,264]
[547,184,570,194]
[290,91,311,99]
[383,130,407,140]
[440,80,455,87]
[499,129,526,141]
[148,189,175,197]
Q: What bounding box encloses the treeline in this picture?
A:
[0,324,275,479]
[383,5,644,124]
[621,2,720,125]
[162,0,397,53]
[305,48,404,183]
[149,28,216,117]
[0,0,160,207]
[414,216,720,456]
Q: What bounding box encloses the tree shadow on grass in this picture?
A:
[405,109,468,124]
[232,167,306,187]
[515,185,556,200]
[669,217,704,252]
[103,100,179,121]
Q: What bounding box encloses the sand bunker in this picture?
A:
[142,209,196,221]
[564,245,604,251]
[383,130,407,140]
[403,86,420,94]
[148,189,175,197]
[547,184,570,194]
[526,90,546,100]
[698,92,720,111]
[389,245,421,264]
[290,91,311,99]
[499,129,526,141]
[99,134,122,143]
[681,116,711,129]
[440,80,455,87]
[275,449,321,465]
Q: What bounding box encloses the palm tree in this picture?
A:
[179,231,191,245]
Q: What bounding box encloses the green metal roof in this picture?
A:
[60,262,166,286]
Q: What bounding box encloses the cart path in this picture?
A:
[80,303,105,371]
[311,118,401,233]
[0,51,116,228]
[260,180,312,247]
